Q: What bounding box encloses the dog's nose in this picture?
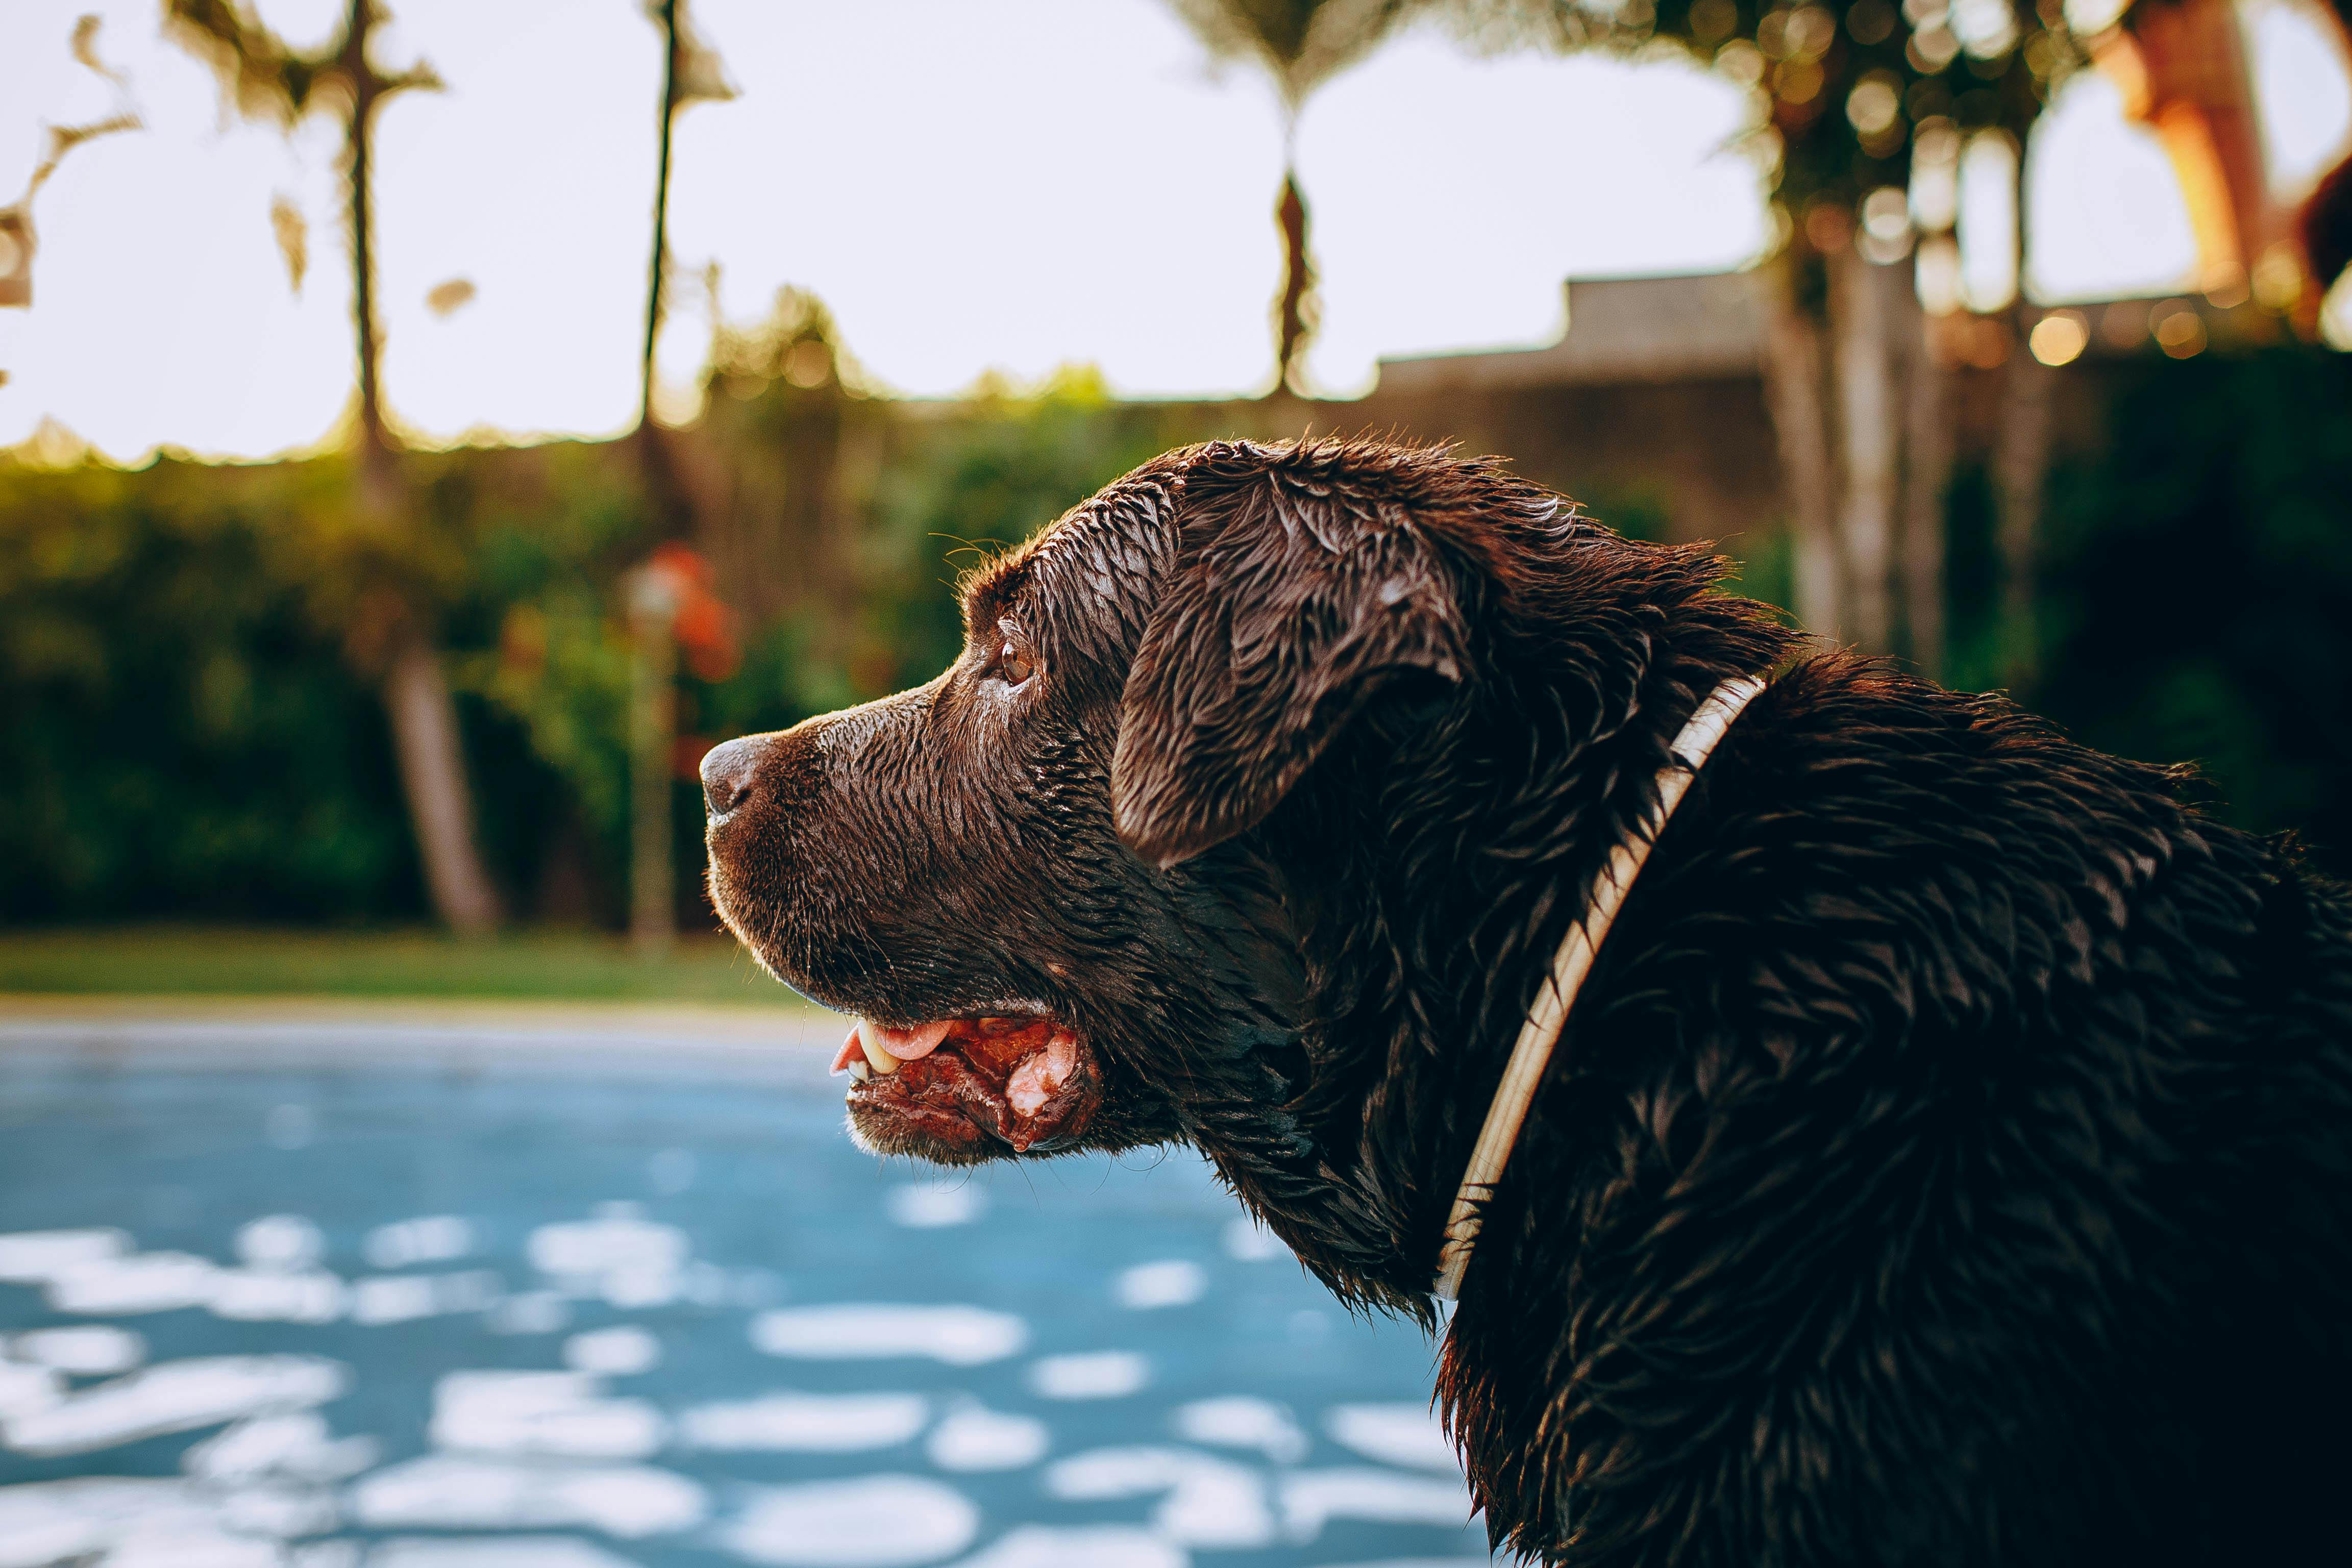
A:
[701,735,765,818]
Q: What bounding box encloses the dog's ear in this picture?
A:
[1112,459,1467,869]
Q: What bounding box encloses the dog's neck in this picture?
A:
[1229,567,1793,1315]
[1429,673,1767,1300]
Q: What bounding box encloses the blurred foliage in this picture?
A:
[0,457,419,920]
[867,367,1201,685]
[1937,455,2006,689]
[1166,1,1426,107]
[0,359,1244,926]
[6,341,2348,924]
[2035,349,2352,877]
[164,0,440,128]
[1639,0,2072,237]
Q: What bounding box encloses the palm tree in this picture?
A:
[1482,0,2072,666]
[0,17,141,310]
[1162,1,1665,394]
[1181,0,2077,668]
[635,0,733,533]
[1647,1,2078,665]
[166,0,504,934]
[1163,1,1437,393]
[626,1,734,955]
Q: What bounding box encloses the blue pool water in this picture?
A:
[0,1019,1494,1567]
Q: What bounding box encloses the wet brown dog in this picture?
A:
[704,439,2352,1566]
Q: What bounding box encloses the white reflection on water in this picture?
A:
[1028,1350,1149,1401]
[676,1390,927,1452]
[348,1454,706,1537]
[723,1474,979,1567]
[750,1304,1028,1365]
[925,1401,1050,1472]
[3,1355,346,1459]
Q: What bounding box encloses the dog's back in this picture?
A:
[1443,652,2352,1566]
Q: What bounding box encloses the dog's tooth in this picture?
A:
[857,1021,901,1076]
[847,1057,871,1084]
[1007,1031,1078,1118]
[1006,1053,1054,1117]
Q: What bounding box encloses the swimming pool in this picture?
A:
[0,1014,1494,1567]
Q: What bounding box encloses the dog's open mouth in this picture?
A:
[833,1015,1101,1156]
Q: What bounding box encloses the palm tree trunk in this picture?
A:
[384,622,502,933]
[1273,165,1314,395]
[345,0,393,512]
[629,588,677,957]
[643,0,677,441]
[1995,335,2056,686]
[1758,259,1840,639]
[1900,304,1954,679]
[344,0,501,934]
[627,0,686,956]
[634,0,692,539]
[1833,247,1903,654]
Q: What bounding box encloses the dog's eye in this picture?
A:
[998,640,1035,686]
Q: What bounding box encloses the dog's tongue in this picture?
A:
[864,1018,953,1060]
[828,1019,955,1078]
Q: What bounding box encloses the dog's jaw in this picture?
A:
[834,1015,1104,1161]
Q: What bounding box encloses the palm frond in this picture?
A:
[1165,0,1426,106]
[651,0,737,108]
[70,14,130,84]
[269,192,307,292]
[162,0,338,125]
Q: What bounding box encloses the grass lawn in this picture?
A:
[0,925,815,1008]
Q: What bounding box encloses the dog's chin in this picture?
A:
[708,868,1119,1162]
[836,1015,1104,1164]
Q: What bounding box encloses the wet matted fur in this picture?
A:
[704,438,2352,1566]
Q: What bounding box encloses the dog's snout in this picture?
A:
[701,734,766,818]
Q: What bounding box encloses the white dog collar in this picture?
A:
[1432,674,1766,1302]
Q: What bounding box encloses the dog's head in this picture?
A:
[704,438,1780,1302]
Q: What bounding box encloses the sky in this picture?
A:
[2,0,2348,464]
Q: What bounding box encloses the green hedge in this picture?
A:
[2038,349,2352,877]
[4,349,2346,926]
[0,458,423,920]
[0,374,1226,925]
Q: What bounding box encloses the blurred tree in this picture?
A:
[1637,0,2074,669]
[1456,0,2077,672]
[164,0,505,934]
[0,16,141,310]
[1161,1,1430,393]
[636,0,734,534]
[627,1,734,953]
[2306,0,2352,308]
[696,287,864,637]
[1163,0,2086,671]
